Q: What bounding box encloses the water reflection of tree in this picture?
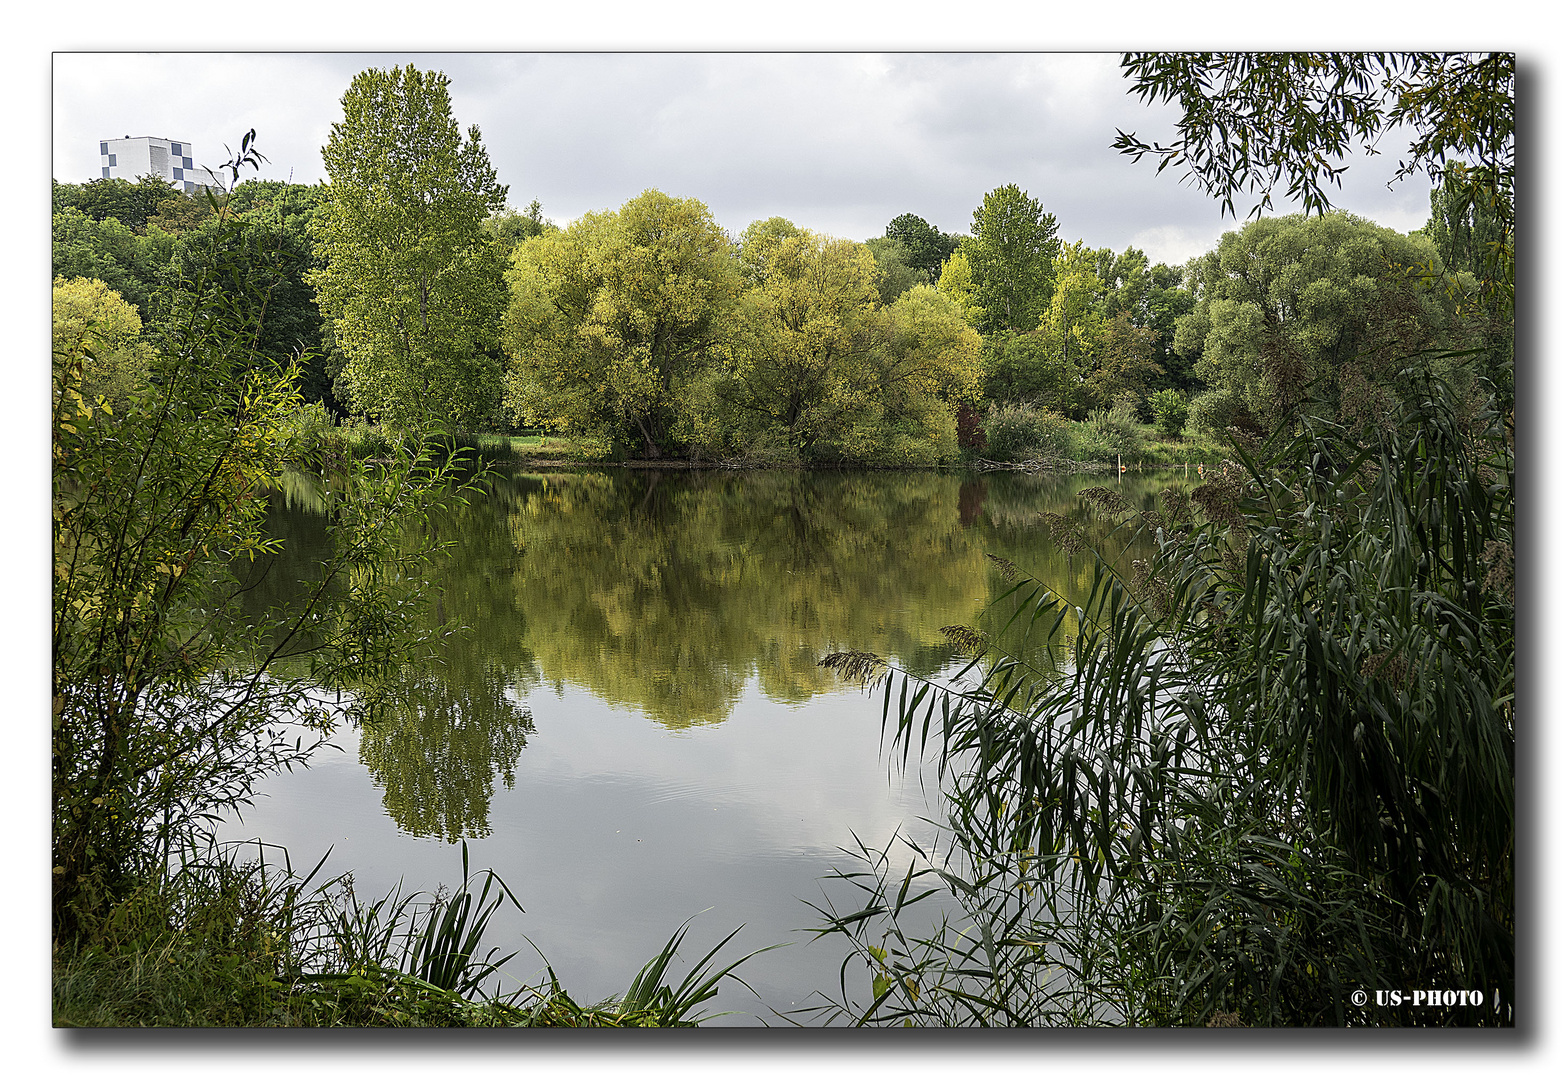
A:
[357,659,534,842]
[248,469,541,842]
[253,465,1187,838]
[492,468,1179,728]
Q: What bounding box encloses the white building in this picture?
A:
[98,136,224,193]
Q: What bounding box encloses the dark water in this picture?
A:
[219,464,1196,1024]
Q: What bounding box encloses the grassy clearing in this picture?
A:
[1122,424,1229,467]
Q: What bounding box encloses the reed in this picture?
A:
[817,359,1513,1026]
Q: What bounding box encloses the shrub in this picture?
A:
[1187,387,1257,437]
[1148,388,1189,438]
[1081,402,1144,459]
[982,402,1049,461]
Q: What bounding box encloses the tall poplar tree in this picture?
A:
[311,65,509,429]
[962,184,1061,335]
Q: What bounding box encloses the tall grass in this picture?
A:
[54,840,771,1027]
[818,362,1513,1026]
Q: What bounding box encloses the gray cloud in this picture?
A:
[53,52,1438,269]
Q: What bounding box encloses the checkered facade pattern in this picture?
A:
[99,136,222,193]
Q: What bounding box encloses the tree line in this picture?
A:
[54,62,1508,467]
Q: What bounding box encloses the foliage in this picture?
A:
[145,188,219,235]
[52,207,178,319]
[865,236,923,304]
[168,181,337,409]
[1080,401,1144,458]
[54,174,183,232]
[701,228,882,460]
[1113,53,1514,235]
[51,276,154,409]
[980,403,1083,464]
[1175,211,1466,435]
[934,248,981,327]
[310,65,510,429]
[1422,162,1514,409]
[1081,313,1163,415]
[982,330,1076,416]
[694,235,980,465]
[962,184,1061,334]
[501,189,741,457]
[484,199,554,248]
[1147,388,1189,438]
[51,134,471,939]
[1186,387,1258,438]
[884,212,960,283]
[817,366,1512,1026]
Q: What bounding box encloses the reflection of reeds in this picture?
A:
[812,371,1514,1027]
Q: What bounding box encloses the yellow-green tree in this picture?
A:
[935,248,981,328]
[311,65,509,429]
[502,189,741,457]
[708,229,884,460]
[864,284,984,464]
[51,276,153,409]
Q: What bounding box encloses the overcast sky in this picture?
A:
[52,51,1442,268]
[21,19,1566,1077]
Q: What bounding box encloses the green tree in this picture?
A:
[1033,241,1102,412]
[1114,52,1513,307]
[1147,386,1189,437]
[1175,211,1462,434]
[484,199,554,250]
[53,175,181,232]
[883,213,960,283]
[980,331,1076,414]
[168,182,337,408]
[1422,162,1513,407]
[52,207,177,319]
[311,65,510,430]
[863,284,984,464]
[962,184,1061,334]
[145,189,218,235]
[502,189,741,457]
[52,136,467,937]
[52,277,154,409]
[934,248,981,327]
[864,236,923,305]
[703,229,884,461]
[735,215,805,286]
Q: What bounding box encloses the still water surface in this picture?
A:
[220,464,1192,1024]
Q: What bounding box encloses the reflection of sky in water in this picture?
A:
[222,678,946,1025]
[221,468,1193,1023]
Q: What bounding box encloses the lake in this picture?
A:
[219,463,1195,1025]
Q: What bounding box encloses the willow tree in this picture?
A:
[1175,211,1461,434]
[311,65,509,429]
[502,189,740,457]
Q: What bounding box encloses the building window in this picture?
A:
[107,154,116,166]
[99,141,108,155]
[102,167,111,178]
[182,157,193,170]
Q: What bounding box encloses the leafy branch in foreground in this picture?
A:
[51,132,478,940]
[814,360,1512,1026]
[1112,52,1514,310]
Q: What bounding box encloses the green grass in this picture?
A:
[52,845,768,1028]
[1122,424,1229,466]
